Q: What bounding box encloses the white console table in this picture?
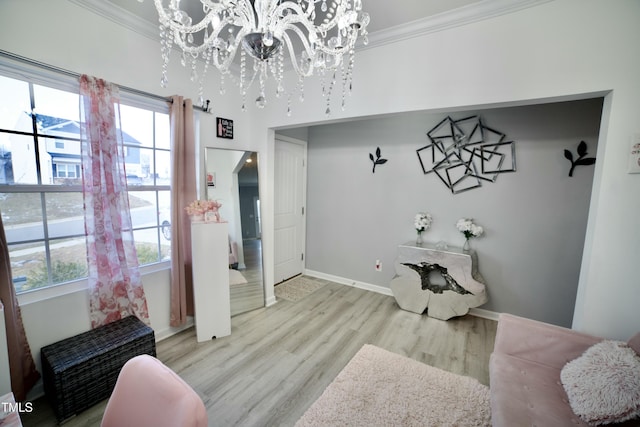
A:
[390,241,488,320]
[191,221,231,342]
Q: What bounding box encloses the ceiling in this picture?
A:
[105,0,484,35]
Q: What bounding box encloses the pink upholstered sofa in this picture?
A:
[490,313,640,426]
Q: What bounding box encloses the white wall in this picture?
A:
[305,100,602,327]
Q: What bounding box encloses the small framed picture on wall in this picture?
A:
[207,172,216,187]
[217,117,233,139]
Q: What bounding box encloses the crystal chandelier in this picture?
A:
[154,0,370,115]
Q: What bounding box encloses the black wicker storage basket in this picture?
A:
[41,315,156,422]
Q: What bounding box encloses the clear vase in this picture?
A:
[416,232,423,245]
[463,238,471,252]
[190,213,205,223]
[205,210,223,223]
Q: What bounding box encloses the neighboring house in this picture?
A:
[0,146,11,183]
[5,112,144,185]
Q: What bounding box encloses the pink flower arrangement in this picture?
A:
[185,199,222,218]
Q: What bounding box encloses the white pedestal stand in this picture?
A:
[191,221,231,342]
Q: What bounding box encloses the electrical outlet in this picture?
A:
[375,260,382,271]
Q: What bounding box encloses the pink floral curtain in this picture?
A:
[0,213,40,401]
[79,75,150,328]
[169,96,196,327]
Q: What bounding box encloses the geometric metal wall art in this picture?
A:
[416,116,516,194]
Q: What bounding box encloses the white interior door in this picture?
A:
[274,138,306,283]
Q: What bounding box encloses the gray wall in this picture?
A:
[305,99,603,327]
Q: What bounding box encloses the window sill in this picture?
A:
[17,261,171,306]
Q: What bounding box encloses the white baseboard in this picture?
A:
[304,269,500,321]
[265,296,278,307]
[26,382,44,402]
[468,307,500,321]
[154,316,195,342]
[305,269,393,296]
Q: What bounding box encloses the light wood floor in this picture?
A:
[21,276,497,427]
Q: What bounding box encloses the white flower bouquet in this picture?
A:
[415,212,433,233]
[456,218,484,249]
[456,218,484,239]
[414,212,432,245]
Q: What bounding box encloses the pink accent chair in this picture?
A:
[100,355,208,427]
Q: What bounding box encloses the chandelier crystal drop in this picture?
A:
[154,0,370,114]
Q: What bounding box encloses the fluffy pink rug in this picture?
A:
[296,344,491,427]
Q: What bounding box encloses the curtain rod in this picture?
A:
[0,49,211,113]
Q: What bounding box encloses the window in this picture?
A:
[0,72,171,294]
[53,163,80,179]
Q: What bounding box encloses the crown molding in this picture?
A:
[70,0,553,53]
[361,0,554,51]
[69,0,160,41]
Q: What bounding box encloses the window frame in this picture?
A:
[0,59,172,303]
